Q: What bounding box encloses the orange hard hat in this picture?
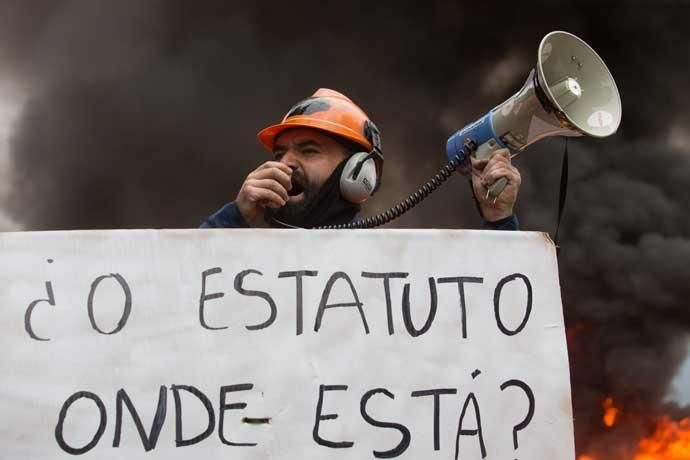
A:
[257,88,374,152]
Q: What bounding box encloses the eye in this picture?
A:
[274,152,285,161]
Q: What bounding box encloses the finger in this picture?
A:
[247,178,289,202]
[483,164,515,181]
[471,174,489,198]
[483,154,515,173]
[484,153,512,171]
[262,199,284,209]
[249,167,292,191]
[470,168,484,181]
[483,166,519,186]
[472,148,511,169]
[257,161,293,176]
[483,161,514,179]
[492,148,511,160]
[245,186,286,208]
[471,173,482,190]
[471,156,489,171]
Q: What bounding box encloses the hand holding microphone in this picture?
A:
[236,161,293,224]
[471,149,521,222]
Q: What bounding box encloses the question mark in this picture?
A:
[499,379,535,452]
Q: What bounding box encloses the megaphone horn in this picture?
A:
[446,31,622,199]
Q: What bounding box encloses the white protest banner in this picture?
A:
[0,229,574,459]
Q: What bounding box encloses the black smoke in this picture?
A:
[2,1,690,456]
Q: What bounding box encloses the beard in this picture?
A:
[264,169,317,226]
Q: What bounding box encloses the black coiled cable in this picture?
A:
[317,151,470,229]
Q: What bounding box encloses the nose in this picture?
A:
[278,148,300,172]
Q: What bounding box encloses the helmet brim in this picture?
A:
[257,117,373,152]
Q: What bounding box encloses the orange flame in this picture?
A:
[634,416,690,460]
[579,417,690,460]
[603,396,620,428]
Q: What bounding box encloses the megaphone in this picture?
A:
[446,30,622,198]
[318,31,622,230]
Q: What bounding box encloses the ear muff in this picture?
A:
[340,152,378,203]
[339,120,384,204]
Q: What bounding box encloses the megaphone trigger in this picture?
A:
[486,177,508,202]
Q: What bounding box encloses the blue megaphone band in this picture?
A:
[445,111,507,175]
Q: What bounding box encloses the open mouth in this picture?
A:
[288,180,304,198]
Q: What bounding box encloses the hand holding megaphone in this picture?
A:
[471,148,521,221]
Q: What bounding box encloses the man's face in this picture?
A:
[272,128,350,206]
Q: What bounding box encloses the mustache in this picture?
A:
[288,171,314,198]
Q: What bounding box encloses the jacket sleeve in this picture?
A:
[199,201,250,228]
[482,214,519,231]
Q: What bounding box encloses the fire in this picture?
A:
[634,416,690,460]
[603,396,620,428]
[578,417,690,460]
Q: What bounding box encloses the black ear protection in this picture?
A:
[339,120,384,203]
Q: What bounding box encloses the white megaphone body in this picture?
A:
[446,31,622,198]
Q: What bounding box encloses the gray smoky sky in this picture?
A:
[1,1,690,456]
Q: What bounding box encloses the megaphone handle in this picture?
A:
[487,177,508,200]
[472,140,509,200]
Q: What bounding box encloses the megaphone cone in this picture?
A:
[537,31,621,138]
[446,31,622,198]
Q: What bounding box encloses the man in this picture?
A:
[201,88,520,229]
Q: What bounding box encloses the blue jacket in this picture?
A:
[200,201,519,230]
